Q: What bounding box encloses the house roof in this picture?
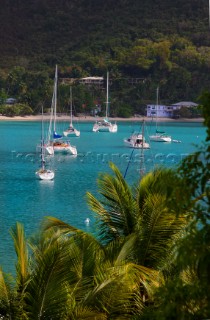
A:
[171,101,198,107]
[5,98,17,104]
[80,77,104,80]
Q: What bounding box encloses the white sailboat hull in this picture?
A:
[36,169,55,180]
[124,133,150,149]
[93,122,118,133]
[45,142,77,155]
[53,145,77,155]
[63,128,80,137]
[149,135,171,142]
[53,142,77,155]
[109,123,118,133]
[124,139,150,149]
[93,123,108,132]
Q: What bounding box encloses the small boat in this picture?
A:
[93,118,117,133]
[36,107,55,180]
[149,87,172,142]
[63,87,80,137]
[93,72,117,133]
[36,167,55,181]
[124,133,150,149]
[150,131,172,142]
[45,65,77,155]
[124,120,150,149]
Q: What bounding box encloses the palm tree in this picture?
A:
[0,222,29,319]
[87,162,188,269]
[0,220,150,319]
[84,162,192,311]
[42,163,189,316]
[42,218,157,319]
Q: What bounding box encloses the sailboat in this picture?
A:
[63,87,80,137]
[149,87,172,142]
[36,106,55,180]
[124,120,150,149]
[45,65,77,155]
[124,120,151,179]
[92,72,117,133]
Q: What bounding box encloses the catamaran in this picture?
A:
[63,87,80,137]
[149,87,172,142]
[92,72,117,133]
[45,65,77,155]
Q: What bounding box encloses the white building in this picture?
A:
[147,101,198,118]
[79,77,104,88]
[146,104,174,118]
[60,76,104,88]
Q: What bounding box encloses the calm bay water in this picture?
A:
[0,120,206,273]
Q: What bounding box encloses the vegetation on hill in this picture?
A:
[0,0,209,115]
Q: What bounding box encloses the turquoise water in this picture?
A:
[0,120,206,273]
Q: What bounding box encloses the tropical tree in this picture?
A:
[87,163,188,250]
[0,221,152,319]
[42,218,157,319]
[0,223,29,319]
[83,163,193,313]
[140,91,210,319]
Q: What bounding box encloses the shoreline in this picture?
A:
[0,115,204,123]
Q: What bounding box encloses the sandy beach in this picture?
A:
[0,115,204,122]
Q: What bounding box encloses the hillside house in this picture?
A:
[5,98,17,104]
[79,77,104,88]
[146,101,198,118]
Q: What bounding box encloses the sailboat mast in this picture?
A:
[156,86,159,131]
[70,86,73,127]
[41,105,45,170]
[105,71,109,119]
[140,120,145,178]
[53,64,58,132]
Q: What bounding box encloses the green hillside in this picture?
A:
[0,0,209,114]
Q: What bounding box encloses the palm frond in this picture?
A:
[137,167,176,207]
[87,162,138,243]
[68,305,107,319]
[0,268,13,316]
[104,236,135,265]
[42,216,78,234]
[10,222,29,291]
[24,232,70,319]
[136,193,187,269]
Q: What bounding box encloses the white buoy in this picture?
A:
[85,218,90,226]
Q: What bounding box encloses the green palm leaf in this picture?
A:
[41,218,146,318]
[87,163,187,269]
[87,162,138,243]
[0,268,14,318]
[10,222,29,291]
[24,230,71,319]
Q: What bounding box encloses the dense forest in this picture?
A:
[0,0,209,115]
